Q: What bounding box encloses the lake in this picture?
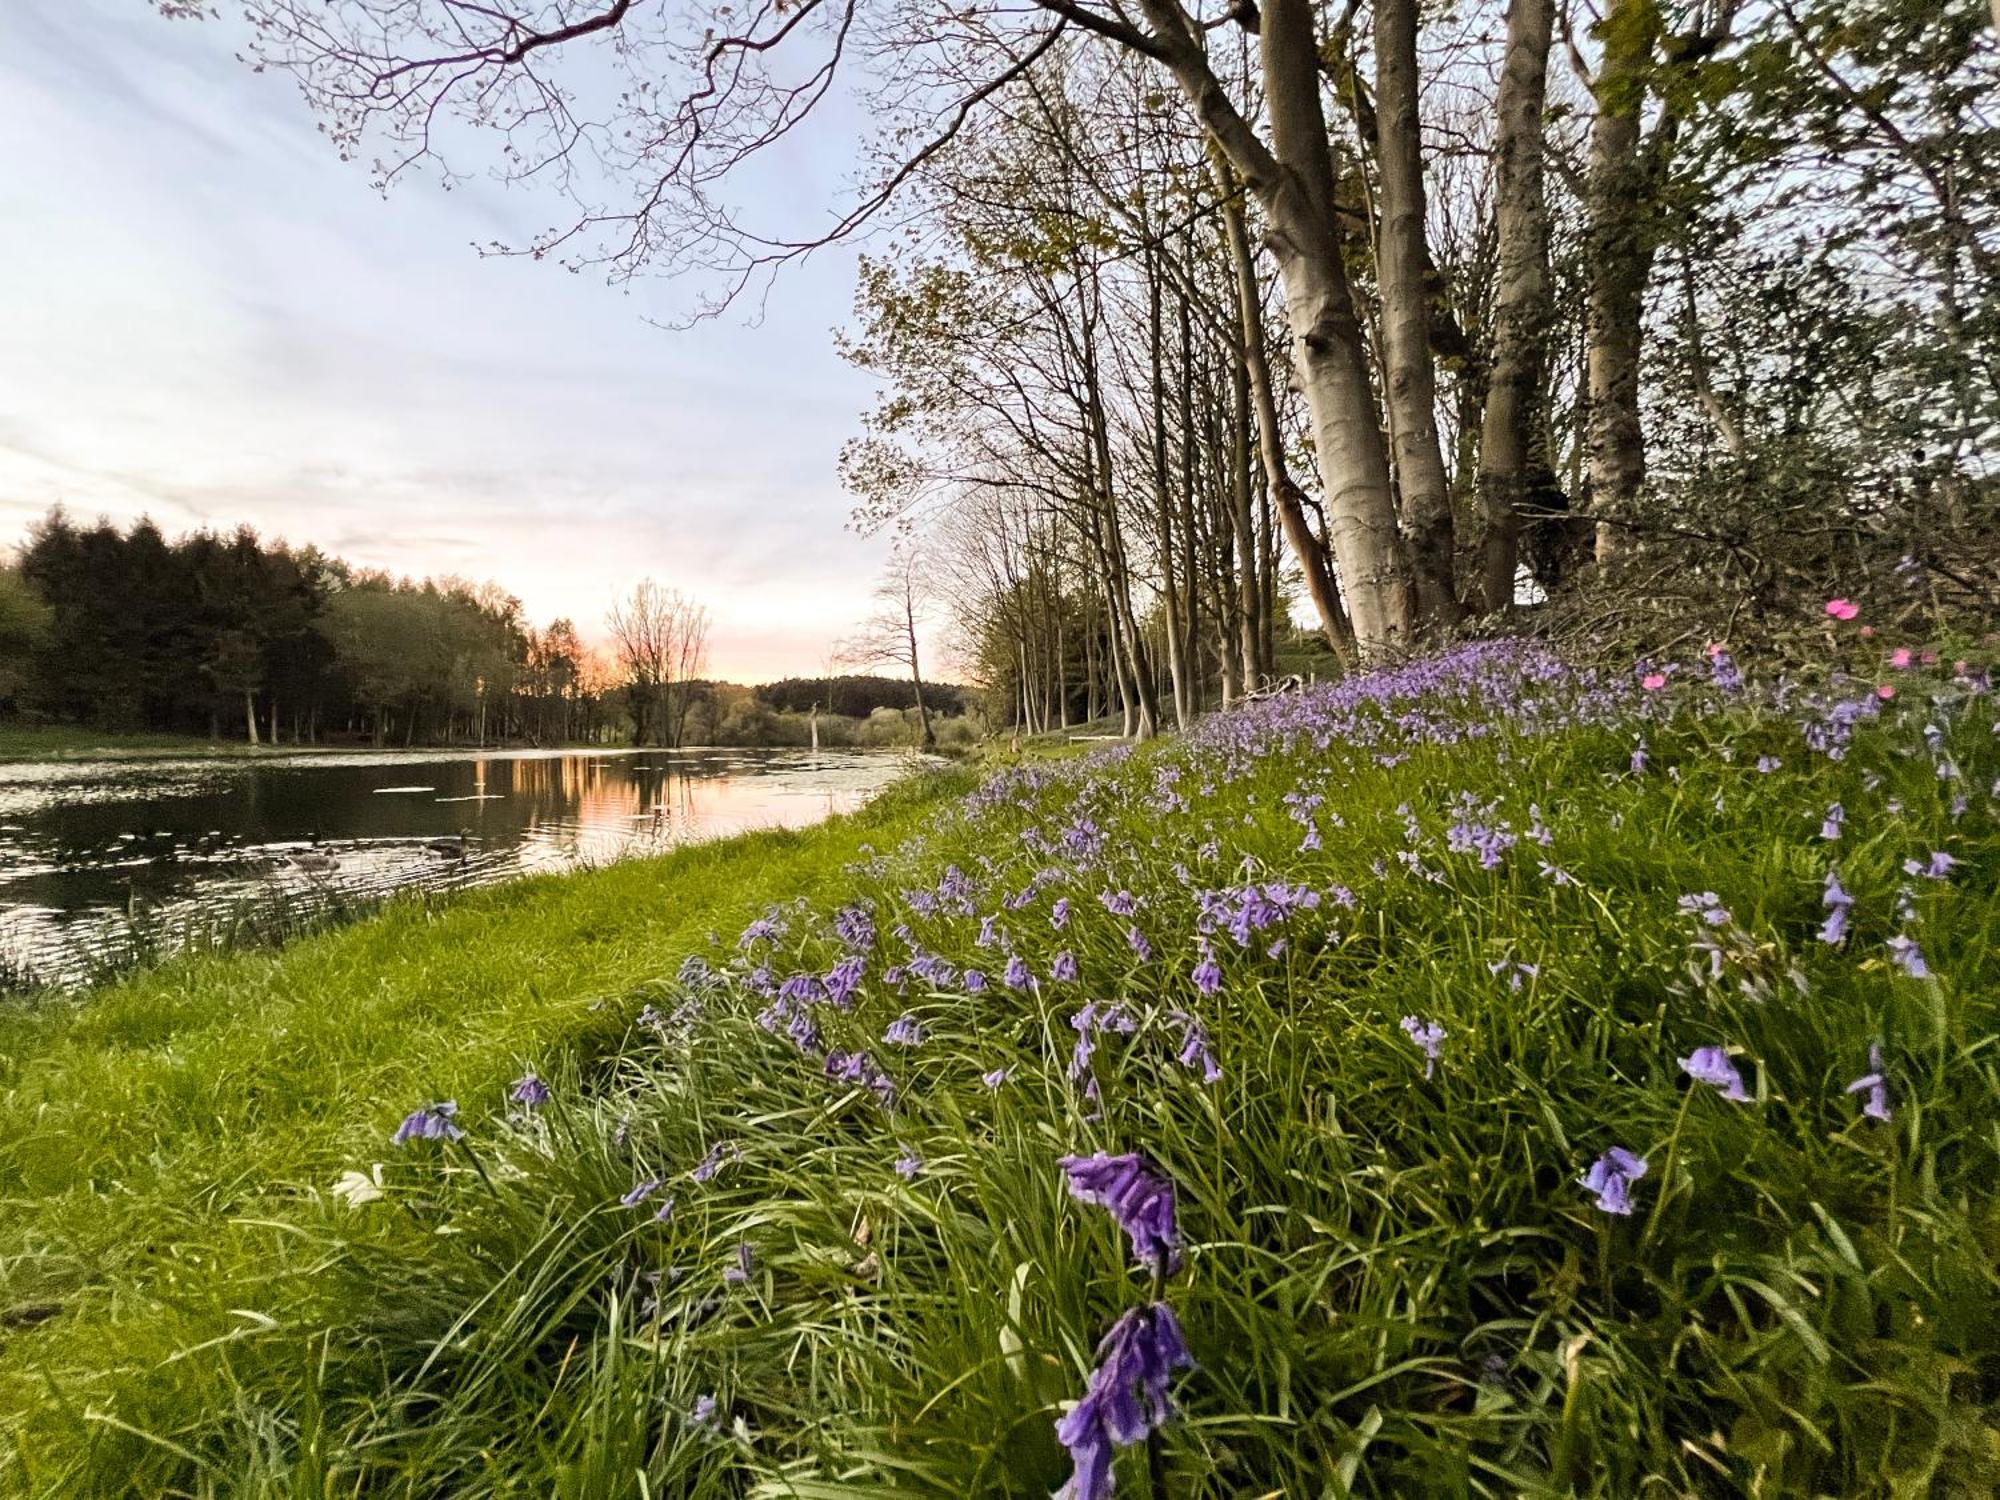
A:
[0,746,919,988]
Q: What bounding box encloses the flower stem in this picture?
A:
[1145,1264,1169,1497]
[1639,1088,1694,1251]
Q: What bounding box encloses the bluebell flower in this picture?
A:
[1070,1002,1137,1081]
[963,969,988,993]
[509,1073,549,1108]
[1099,889,1138,917]
[1887,933,1930,978]
[653,1194,678,1222]
[686,1394,720,1434]
[826,1049,897,1109]
[690,1140,742,1183]
[981,1066,1012,1089]
[1578,1147,1648,1215]
[1054,1303,1193,1500]
[1004,955,1034,990]
[1820,869,1853,945]
[884,1012,923,1047]
[1059,1152,1180,1275]
[1680,1045,1751,1102]
[1189,948,1221,997]
[1903,851,1957,880]
[1756,755,1781,773]
[1678,892,1732,928]
[1844,1045,1892,1122]
[392,1100,462,1145]
[1400,1016,1445,1078]
[1052,897,1071,931]
[1820,803,1845,840]
[894,1146,922,1180]
[1169,1010,1222,1084]
[1126,926,1152,961]
[723,1241,754,1286]
[621,1178,664,1208]
[1052,950,1080,983]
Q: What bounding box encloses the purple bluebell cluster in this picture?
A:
[1054,1304,1193,1500]
[1680,1045,1751,1102]
[392,1101,462,1145]
[621,1178,664,1208]
[1820,869,1854,944]
[509,1073,549,1108]
[1069,1003,1138,1082]
[1579,1147,1649,1215]
[691,1140,742,1183]
[1400,1016,1446,1079]
[1845,1046,1892,1122]
[1059,1152,1180,1275]
[826,1048,897,1109]
[1168,1010,1221,1084]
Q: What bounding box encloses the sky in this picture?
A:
[0,0,895,682]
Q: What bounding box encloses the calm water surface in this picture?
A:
[0,747,917,986]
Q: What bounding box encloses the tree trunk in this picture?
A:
[904,594,935,750]
[1146,248,1192,730]
[243,689,260,747]
[1211,149,1359,666]
[1373,0,1460,627]
[1227,347,1262,690]
[1477,0,1556,610]
[1585,0,1656,564]
[1140,0,1408,658]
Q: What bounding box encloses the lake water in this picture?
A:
[0,747,918,988]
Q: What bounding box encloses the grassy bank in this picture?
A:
[5,635,1998,1497]
[0,726,259,761]
[0,767,972,1489]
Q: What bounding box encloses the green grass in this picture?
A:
[3,642,1997,1497]
[0,725,254,761]
[0,767,971,1492]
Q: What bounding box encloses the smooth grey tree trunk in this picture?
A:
[1133,0,1410,658]
[1477,0,1555,610]
[1373,0,1459,627]
[1585,0,1654,564]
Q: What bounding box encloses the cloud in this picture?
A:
[0,0,896,682]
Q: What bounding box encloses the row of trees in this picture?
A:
[2,512,618,745]
[840,1,1999,732]
[1,513,953,748]
[199,0,1999,738]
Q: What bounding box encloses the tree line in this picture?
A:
[0,511,967,748]
[165,0,1997,735]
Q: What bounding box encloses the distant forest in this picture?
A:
[0,511,969,749]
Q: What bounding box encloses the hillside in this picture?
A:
[3,629,1996,1497]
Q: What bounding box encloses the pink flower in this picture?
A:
[1641,673,1667,692]
[1921,651,1938,665]
[1705,641,1725,658]
[1890,648,1912,669]
[1877,683,1896,701]
[1859,625,1875,638]
[1825,599,1860,621]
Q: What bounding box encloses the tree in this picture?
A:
[840,547,939,750]
[606,580,710,747]
[0,564,51,711]
[1476,0,1557,610]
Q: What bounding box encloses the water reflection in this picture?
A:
[0,747,916,986]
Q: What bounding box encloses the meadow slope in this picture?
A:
[4,633,1998,1498]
